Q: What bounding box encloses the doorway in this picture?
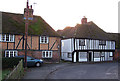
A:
[89,52,92,62]
[88,51,93,62]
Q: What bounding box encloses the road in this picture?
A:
[23,62,118,79]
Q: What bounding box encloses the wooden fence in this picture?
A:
[4,59,24,80]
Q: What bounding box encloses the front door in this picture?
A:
[88,51,93,62]
[89,52,92,62]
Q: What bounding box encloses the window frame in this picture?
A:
[79,39,85,46]
[99,40,106,46]
[0,34,15,42]
[5,50,18,57]
[40,36,49,44]
[42,51,52,58]
[67,52,72,58]
[109,52,113,57]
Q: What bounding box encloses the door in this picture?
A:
[88,51,93,62]
[89,52,92,62]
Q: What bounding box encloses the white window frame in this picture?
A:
[40,36,49,44]
[5,50,18,57]
[42,51,52,58]
[0,34,15,42]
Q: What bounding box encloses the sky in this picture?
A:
[0,0,119,33]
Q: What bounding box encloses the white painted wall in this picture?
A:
[61,38,74,53]
[73,52,76,62]
[61,52,72,61]
[61,38,73,61]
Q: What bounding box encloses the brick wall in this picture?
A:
[18,50,60,63]
[114,49,120,60]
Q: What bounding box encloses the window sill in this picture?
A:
[40,43,48,44]
[42,57,52,59]
[0,41,14,43]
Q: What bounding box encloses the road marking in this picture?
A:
[106,73,117,75]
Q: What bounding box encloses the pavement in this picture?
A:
[23,62,119,79]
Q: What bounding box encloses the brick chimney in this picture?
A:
[81,16,87,24]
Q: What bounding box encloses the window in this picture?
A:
[94,52,100,58]
[42,51,52,58]
[40,36,48,43]
[79,53,87,59]
[79,39,85,46]
[0,34,14,42]
[109,52,113,57]
[67,53,72,58]
[99,40,106,45]
[5,50,18,57]
[100,52,104,57]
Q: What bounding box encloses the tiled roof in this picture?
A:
[2,12,60,37]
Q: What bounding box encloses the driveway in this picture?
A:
[23,62,118,79]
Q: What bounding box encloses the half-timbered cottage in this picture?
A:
[57,17,116,62]
[1,12,61,63]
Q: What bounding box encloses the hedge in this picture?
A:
[2,57,24,69]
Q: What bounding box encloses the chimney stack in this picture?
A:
[81,16,87,24]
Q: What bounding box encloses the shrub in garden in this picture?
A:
[2,57,24,69]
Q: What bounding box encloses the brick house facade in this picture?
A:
[1,12,61,63]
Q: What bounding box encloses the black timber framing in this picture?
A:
[16,36,23,49]
[39,36,40,50]
[72,50,115,62]
[27,43,30,50]
[73,38,116,50]
[72,51,74,62]
[50,40,57,50]
[74,50,115,52]
[76,52,79,62]
[22,35,24,50]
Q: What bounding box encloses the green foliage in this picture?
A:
[29,18,43,35]
[2,57,24,69]
[2,69,12,79]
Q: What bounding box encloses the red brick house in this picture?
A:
[1,12,61,63]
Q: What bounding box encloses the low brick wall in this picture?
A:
[18,50,60,63]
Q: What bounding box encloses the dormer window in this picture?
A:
[99,40,106,45]
[40,36,49,44]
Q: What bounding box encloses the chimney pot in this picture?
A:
[81,16,87,24]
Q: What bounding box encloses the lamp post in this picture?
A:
[24,0,33,68]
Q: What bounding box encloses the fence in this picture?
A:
[4,59,24,80]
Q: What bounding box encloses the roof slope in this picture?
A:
[2,12,60,37]
[57,21,112,40]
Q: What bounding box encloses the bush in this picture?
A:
[2,57,24,69]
